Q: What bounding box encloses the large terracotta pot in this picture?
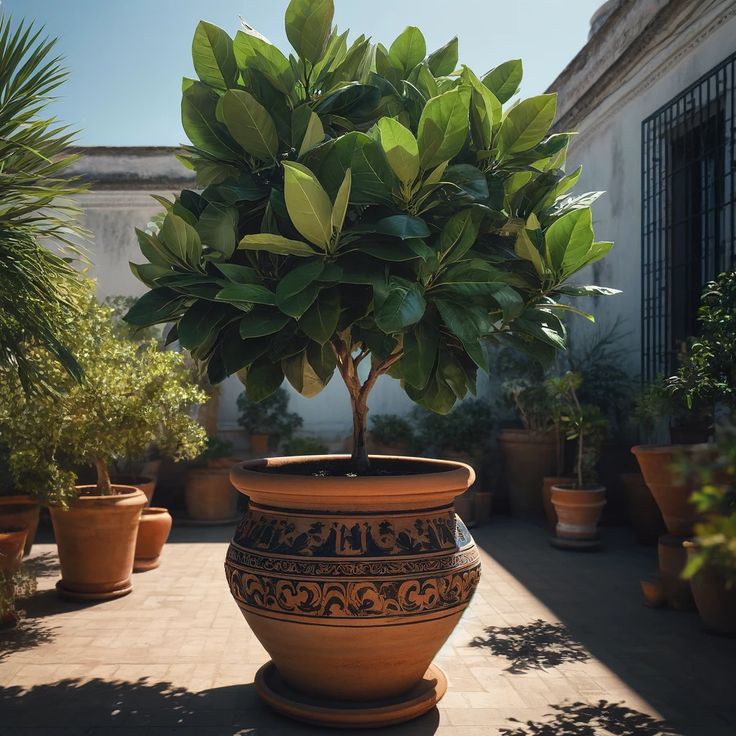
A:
[249,433,270,456]
[631,445,700,535]
[498,429,557,517]
[0,496,40,555]
[0,527,27,572]
[542,477,574,532]
[49,485,146,601]
[621,472,665,545]
[111,475,156,505]
[225,455,481,728]
[683,541,736,635]
[134,507,173,572]
[657,534,694,611]
[550,485,606,542]
[185,461,239,521]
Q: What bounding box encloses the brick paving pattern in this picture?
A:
[1,519,734,735]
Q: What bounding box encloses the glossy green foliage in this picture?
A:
[126,0,617,419]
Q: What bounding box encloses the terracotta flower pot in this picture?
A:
[621,472,665,545]
[631,445,700,536]
[683,541,736,635]
[111,475,156,505]
[0,527,28,573]
[657,534,695,611]
[225,455,481,728]
[49,485,147,601]
[0,496,40,555]
[550,484,606,541]
[498,429,558,518]
[185,463,238,521]
[249,433,270,456]
[543,477,574,532]
[134,507,173,572]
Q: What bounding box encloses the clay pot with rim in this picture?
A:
[498,429,558,518]
[631,445,700,536]
[550,484,606,542]
[620,472,665,545]
[111,475,156,505]
[49,485,147,601]
[134,507,173,572]
[683,540,736,635]
[657,534,694,610]
[543,477,574,532]
[185,458,239,522]
[0,496,41,555]
[225,455,481,728]
[0,527,28,572]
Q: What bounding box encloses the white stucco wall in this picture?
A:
[557,2,736,374]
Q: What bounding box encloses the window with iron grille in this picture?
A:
[641,51,736,381]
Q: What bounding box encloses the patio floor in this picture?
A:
[1,518,734,736]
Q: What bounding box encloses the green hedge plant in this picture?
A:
[126,0,618,471]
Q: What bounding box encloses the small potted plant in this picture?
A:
[0,287,206,600]
[548,373,608,548]
[0,564,37,630]
[633,272,736,536]
[185,435,240,522]
[237,387,303,456]
[125,0,616,725]
[368,414,417,456]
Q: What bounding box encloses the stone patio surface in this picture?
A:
[1,518,734,736]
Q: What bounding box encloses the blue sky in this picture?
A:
[8,0,603,146]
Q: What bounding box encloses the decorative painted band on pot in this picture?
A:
[226,503,481,622]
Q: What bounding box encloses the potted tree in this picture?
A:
[125,1,616,725]
[237,386,303,455]
[0,17,87,552]
[185,435,241,522]
[633,272,736,536]
[548,373,608,548]
[0,286,206,600]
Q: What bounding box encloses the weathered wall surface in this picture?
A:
[550,0,736,374]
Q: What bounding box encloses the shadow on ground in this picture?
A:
[499,700,681,736]
[471,618,590,674]
[0,678,441,736]
[472,521,736,736]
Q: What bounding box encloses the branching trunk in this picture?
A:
[350,393,370,474]
[94,457,112,496]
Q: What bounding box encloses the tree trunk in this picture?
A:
[350,394,370,475]
[94,457,113,496]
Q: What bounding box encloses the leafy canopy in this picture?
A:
[125,0,617,464]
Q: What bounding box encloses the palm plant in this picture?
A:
[0,16,86,393]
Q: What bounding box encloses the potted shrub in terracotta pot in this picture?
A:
[125,0,616,725]
[185,435,241,522]
[237,386,303,456]
[549,373,608,549]
[0,287,206,600]
[368,413,417,456]
[0,450,41,557]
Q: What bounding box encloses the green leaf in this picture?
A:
[427,37,458,76]
[435,299,490,370]
[220,90,279,161]
[306,341,337,383]
[233,31,292,96]
[498,94,557,156]
[299,288,340,343]
[555,284,621,297]
[136,229,173,267]
[331,168,351,236]
[355,214,430,240]
[130,262,170,288]
[222,335,271,374]
[482,59,522,104]
[547,207,594,274]
[438,207,481,261]
[246,357,284,401]
[178,300,230,349]
[376,117,420,184]
[277,281,320,318]
[389,26,426,74]
[239,233,317,257]
[515,228,545,277]
[443,164,489,202]
[124,288,189,327]
[181,82,239,160]
[161,212,202,268]
[276,258,325,304]
[417,86,471,170]
[461,66,501,150]
[374,277,426,333]
[196,203,238,257]
[283,161,333,249]
[239,309,292,338]
[282,350,328,398]
[192,21,237,90]
[401,322,438,389]
[285,0,334,64]
[216,283,277,305]
[214,263,260,284]
[293,107,325,157]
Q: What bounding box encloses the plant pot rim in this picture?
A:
[499,428,555,439]
[110,474,155,484]
[0,527,26,535]
[141,506,169,515]
[631,443,711,455]
[49,485,147,510]
[231,454,474,510]
[0,494,39,505]
[550,484,606,493]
